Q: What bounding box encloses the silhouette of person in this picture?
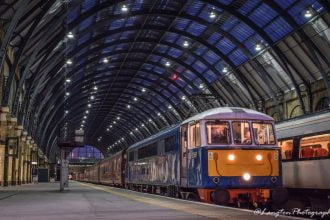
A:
[211,127,227,144]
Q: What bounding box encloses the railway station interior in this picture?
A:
[0,0,330,219]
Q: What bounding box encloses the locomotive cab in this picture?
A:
[180,108,286,207]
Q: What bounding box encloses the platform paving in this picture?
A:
[0,181,298,220]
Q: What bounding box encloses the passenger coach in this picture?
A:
[276,110,330,208]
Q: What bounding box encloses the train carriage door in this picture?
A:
[180,124,188,186]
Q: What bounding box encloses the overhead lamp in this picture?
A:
[133,97,138,101]
[67,32,74,39]
[103,58,109,63]
[148,118,152,122]
[127,104,131,109]
[157,112,161,116]
[183,41,189,48]
[141,88,146,92]
[209,11,216,19]
[90,96,95,100]
[222,67,228,73]
[141,124,145,127]
[85,110,89,114]
[130,132,133,135]
[65,110,69,114]
[83,116,87,119]
[121,4,128,12]
[135,128,138,131]
[107,128,110,131]
[168,105,172,109]
[165,61,171,67]
[199,84,204,89]
[65,78,71,83]
[117,117,120,120]
[65,92,70,96]
[88,104,91,107]
[93,86,98,90]
[304,10,312,18]
[113,121,116,124]
[181,96,186,100]
[82,121,85,124]
[121,137,124,140]
[110,125,113,128]
[66,59,72,65]
[255,43,262,51]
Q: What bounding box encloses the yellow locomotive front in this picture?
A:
[181,108,286,207]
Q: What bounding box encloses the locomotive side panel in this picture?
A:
[127,151,180,186]
[126,129,180,187]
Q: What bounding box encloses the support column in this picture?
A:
[26,136,32,183]
[16,125,23,185]
[0,107,9,186]
[6,117,18,186]
[20,131,27,184]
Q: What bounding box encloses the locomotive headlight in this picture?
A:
[256,154,263,161]
[228,154,235,161]
[243,173,251,181]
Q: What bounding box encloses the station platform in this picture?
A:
[0,181,300,220]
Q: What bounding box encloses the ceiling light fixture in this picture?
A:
[67,32,74,39]
[255,44,262,51]
[121,4,128,12]
[210,11,216,19]
[304,10,312,18]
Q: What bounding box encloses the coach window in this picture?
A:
[278,139,293,160]
[232,121,251,145]
[206,121,231,145]
[299,133,330,159]
[252,122,275,145]
[188,122,201,148]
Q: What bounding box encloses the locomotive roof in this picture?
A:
[128,124,180,151]
[181,107,273,124]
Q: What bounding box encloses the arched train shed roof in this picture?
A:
[0,0,329,161]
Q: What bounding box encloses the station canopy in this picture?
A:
[0,0,328,161]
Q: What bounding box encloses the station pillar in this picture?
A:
[0,107,9,186]
[26,136,32,183]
